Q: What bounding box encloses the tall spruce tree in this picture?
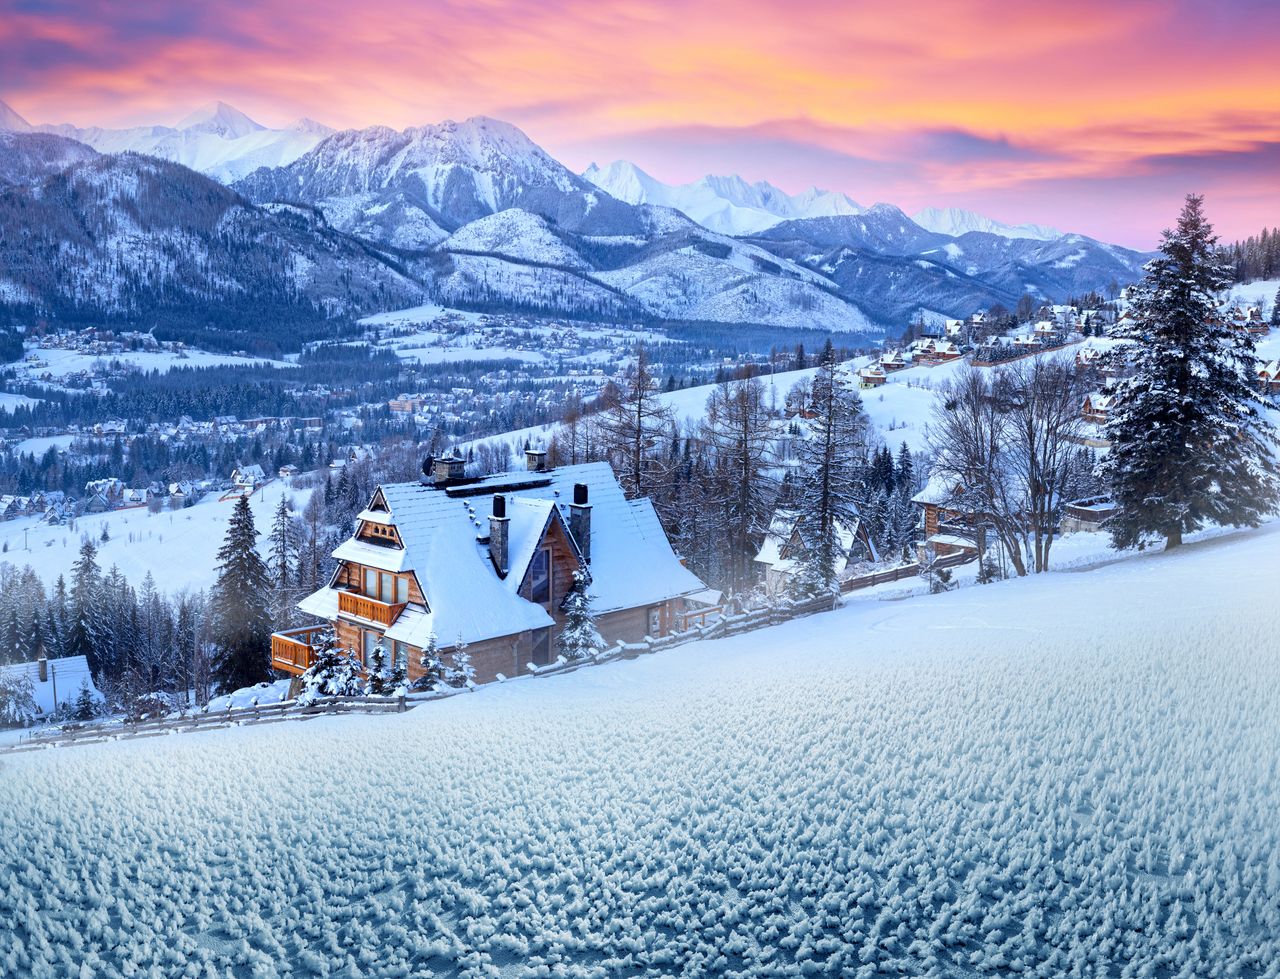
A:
[267,496,299,629]
[1102,195,1279,550]
[67,540,105,676]
[208,496,273,692]
[792,341,869,591]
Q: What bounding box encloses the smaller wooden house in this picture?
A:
[879,349,909,372]
[231,464,267,492]
[857,366,887,388]
[1257,360,1280,395]
[1082,392,1114,425]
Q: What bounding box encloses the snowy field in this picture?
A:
[2,521,1276,976]
[15,346,296,380]
[0,391,40,413]
[0,479,310,595]
[467,352,988,460]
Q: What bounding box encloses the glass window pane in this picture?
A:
[531,549,550,604]
[532,628,551,666]
[364,569,377,597]
[396,577,409,604]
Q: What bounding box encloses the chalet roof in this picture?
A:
[754,507,878,575]
[332,537,409,573]
[307,462,706,649]
[911,466,958,507]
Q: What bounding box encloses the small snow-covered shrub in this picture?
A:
[0,671,37,727]
[296,628,363,705]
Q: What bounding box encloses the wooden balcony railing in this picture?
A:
[337,590,407,627]
[271,626,324,674]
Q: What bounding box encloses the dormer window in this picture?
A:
[530,548,551,605]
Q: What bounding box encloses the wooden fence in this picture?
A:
[0,691,464,756]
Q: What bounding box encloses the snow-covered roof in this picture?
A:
[754,507,878,575]
[911,467,957,507]
[332,537,409,573]
[0,655,100,716]
[309,462,707,648]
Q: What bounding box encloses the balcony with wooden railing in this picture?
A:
[271,626,325,675]
[337,589,407,627]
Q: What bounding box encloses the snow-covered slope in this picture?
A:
[583,159,863,235]
[2,520,1276,975]
[913,205,1063,241]
[21,100,332,183]
[440,208,589,270]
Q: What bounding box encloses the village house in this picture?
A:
[230,464,267,493]
[273,453,712,685]
[1082,392,1114,425]
[1032,320,1058,341]
[857,365,887,388]
[1257,360,1280,396]
[911,468,983,561]
[83,477,125,512]
[911,338,962,365]
[754,509,878,598]
[389,394,426,413]
[278,464,300,480]
[879,349,909,372]
[1059,496,1119,534]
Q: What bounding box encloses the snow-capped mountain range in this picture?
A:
[911,206,1063,242]
[0,96,1152,338]
[582,161,864,236]
[0,99,332,183]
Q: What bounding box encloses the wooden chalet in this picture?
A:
[857,365,887,388]
[911,338,963,365]
[911,467,983,559]
[1082,392,1114,425]
[879,349,909,372]
[274,453,713,684]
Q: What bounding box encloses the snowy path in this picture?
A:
[1,522,1277,976]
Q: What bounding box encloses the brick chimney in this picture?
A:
[569,483,591,564]
[525,448,548,472]
[431,452,466,485]
[489,495,510,576]
[38,656,48,683]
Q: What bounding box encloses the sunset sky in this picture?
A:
[3,0,1278,247]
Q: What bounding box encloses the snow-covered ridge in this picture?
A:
[0,98,333,183]
[913,205,1063,241]
[583,160,863,236]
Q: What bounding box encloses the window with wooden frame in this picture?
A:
[361,522,400,545]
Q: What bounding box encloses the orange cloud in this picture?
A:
[3,0,1278,244]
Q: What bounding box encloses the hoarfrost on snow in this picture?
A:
[1,522,1277,977]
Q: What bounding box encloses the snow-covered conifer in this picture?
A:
[791,341,869,591]
[297,628,363,704]
[208,496,273,693]
[414,633,447,691]
[1102,195,1279,549]
[447,633,475,688]
[363,641,406,696]
[557,569,604,661]
[0,670,36,727]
